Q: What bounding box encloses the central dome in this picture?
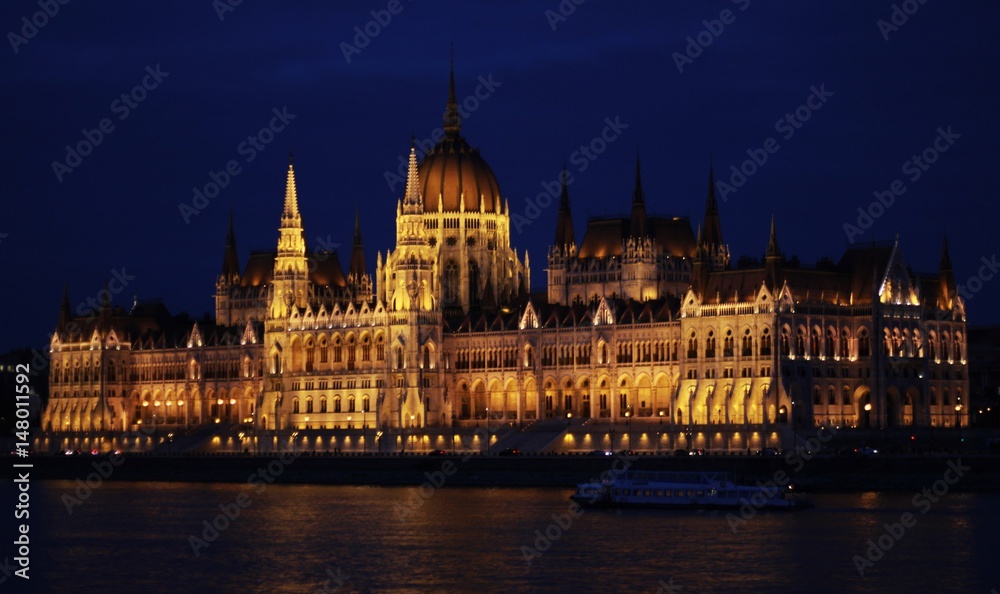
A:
[416,65,502,214]
[418,134,501,213]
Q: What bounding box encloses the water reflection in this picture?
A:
[11,481,1000,593]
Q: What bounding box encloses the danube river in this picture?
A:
[6,481,1000,593]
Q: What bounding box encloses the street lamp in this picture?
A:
[485,407,490,456]
[658,410,665,454]
[362,406,367,455]
[625,408,632,452]
[409,414,415,454]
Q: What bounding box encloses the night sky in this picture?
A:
[3,1,998,353]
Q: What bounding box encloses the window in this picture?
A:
[334,397,341,413]
[705,331,716,359]
[742,329,753,357]
[293,398,300,414]
[320,397,327,413]
[723,330,734,357]
[858,329,871,358]
[761,328,772,356]
[306,398,313,413]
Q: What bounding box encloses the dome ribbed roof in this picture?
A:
[418,134,501,213]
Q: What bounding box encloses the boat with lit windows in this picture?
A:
[570,470,811,510]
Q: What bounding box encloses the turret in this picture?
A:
[629,156,647,238]
[764,215,783,290]
[938,234,956,310]
[554,166,575,249]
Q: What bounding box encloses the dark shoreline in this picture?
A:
[5,452,1000,492]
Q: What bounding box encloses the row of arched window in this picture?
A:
[291,395,370,414]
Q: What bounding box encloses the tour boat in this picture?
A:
[570,470,811,510]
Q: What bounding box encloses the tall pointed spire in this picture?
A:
[554,165,575,248]
[59,283,71,330]
[939,234,956,309]
[702,165,723,247]
[349,208,366,280]
[282,151,301,224]
[403,142,422,213]
[765,215,783,290]
[443,50,461,136]
[765,215,781,259]
[630,155,647,237]
[221,209,240,279]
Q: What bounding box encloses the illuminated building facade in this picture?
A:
[41,70,969,448]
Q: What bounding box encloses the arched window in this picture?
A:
[376,334,385,361]
[827,386,836,405]
[858,329,871,358]
[468,260,480,306]
[812,386,822,406]
[742,329,753,357]
[292,398,300,414]
[840,329,850,358]
[723,330,734,357]
[796,328,806,357]
[362,335,371,361]
[705,331,716,358]
[444,260,459,305]
[362,396,370,413]
[761,328,772,356]
[810,327,820,357]
[348,396,356,413]
[687,332,698,359]
[825,329,835,357]
[780,327,790,356]
[842,386,851,405]
[334,396,342,413]
[306,397,313,413]
[320,397,327,413]
[333,337,343,363]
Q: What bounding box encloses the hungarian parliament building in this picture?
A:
[41,71,970,447]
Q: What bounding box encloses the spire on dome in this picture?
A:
[443,50,461,136]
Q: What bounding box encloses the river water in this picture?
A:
[5,480,1000,593]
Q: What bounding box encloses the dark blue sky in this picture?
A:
[3,1,998,352]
